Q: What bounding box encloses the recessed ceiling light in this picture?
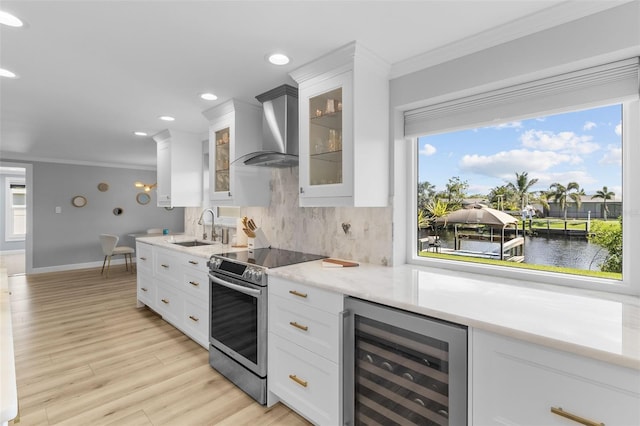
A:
[159,116,175,122]
[201,93,218,101]
[133,131,148,136]
[0,10,24,27]
[268,53,290,65]
[0,68,18,78]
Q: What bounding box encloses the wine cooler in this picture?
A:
[343,298,467,425]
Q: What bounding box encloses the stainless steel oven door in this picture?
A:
[209,272,267,377]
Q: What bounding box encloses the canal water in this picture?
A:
[435,231,609,271]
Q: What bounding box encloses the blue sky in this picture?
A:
[418,104,622,198]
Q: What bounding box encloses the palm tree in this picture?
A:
[591,186,615,220]
[507,171,539,210]
[549,182,582,220]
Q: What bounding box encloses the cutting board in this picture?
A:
[322,258,359,268]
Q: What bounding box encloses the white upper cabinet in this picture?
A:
[290,41,390,207]
[202,99,271,206]
[152,129,203,207]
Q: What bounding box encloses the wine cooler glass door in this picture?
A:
[343,298,467,426]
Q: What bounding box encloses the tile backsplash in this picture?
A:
[185,167,393,266]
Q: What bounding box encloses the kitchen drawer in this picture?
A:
[180,253,209,273]
[154,250,181,284]
[270,293,340,362]
[155,281,182,325]
[268,332,340,426]
[269,276,343,313]
[472,329,640,425]
[181,270,208,300]
[181,297,208,348]
[137,273,156,308]
[136,242,153,273]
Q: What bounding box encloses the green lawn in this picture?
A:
[419,251,621,280]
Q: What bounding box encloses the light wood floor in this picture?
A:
[7,267,311,425]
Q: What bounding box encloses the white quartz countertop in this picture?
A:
[268,260,640,370]
[135,234,247,258]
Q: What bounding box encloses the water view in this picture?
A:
[435,230,608,271]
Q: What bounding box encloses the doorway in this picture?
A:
[0,162,32,275]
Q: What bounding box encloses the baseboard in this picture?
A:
[0,249,25,255]
[30,258,135,274]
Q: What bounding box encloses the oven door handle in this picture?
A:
[209,274,262,297]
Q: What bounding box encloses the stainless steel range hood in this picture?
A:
[235,84,298,168]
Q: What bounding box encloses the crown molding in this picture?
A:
[390,1,632,79]
[0,152,156,170]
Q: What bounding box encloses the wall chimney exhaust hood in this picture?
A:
[235,84,298,168]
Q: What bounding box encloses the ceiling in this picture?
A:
[0,1,628,169]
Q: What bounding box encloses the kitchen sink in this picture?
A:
[171,240,217,247]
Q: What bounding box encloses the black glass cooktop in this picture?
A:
[213,248,326,269]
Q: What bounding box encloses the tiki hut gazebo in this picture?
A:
[436,205,521,260]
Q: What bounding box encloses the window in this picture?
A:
[416,104,622,280]
[405,58,639,295]
[5,178,26,241]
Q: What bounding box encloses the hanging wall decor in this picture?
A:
[71,195,87,207]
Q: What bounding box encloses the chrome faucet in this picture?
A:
[197,208,218,241]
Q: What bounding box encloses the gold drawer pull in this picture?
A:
[161,264,170,268]
[188,260,198,265]
[141,287,148,292]
[161,298,169,304]
[188,315,199,322]
[289,321,308,331]
[550,407,605,426]
[140,256,147,261]
[288,290,308,298]
[288,374,308,388]
[189,281,200,287]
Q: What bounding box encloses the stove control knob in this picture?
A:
[253,270,263,282]
[244,269,253,280]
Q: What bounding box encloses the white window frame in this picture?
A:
[403,61,639,297]
[5,177,26,242]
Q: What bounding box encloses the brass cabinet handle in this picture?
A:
[550,407,605,426]
[188,260,198,265]
[289,321,308,331]
[141,287,148,292]
[288,290,308,298]
[189,281,200,287]
[161,298,169,304]
[140,256,147,261]
[161,264,169,268]
[188,315,199,322]
[288,374,308,388]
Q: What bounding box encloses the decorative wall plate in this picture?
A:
[136,192,151,205]
[71,195,87,207]
[97,182,109,192]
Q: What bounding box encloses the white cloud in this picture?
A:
[419,143,436,156]
[583,121,597,131]
[520,129,599,155]
[459,149,571,181]
[488,121,522,130]
[599,144,622,166]
[615,122,622,136]
[533,170,597,188]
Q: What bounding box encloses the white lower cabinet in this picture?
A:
[268,277,344,426]
[269,333,340,425]
[472,329,640,425]
[135,243,210,349]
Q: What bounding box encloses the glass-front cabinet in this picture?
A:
[202,99,270,206]
[300,72,353,202]
[213,127,230,194]
[291,41,390,207]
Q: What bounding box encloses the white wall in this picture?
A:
[389,1,640,266]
